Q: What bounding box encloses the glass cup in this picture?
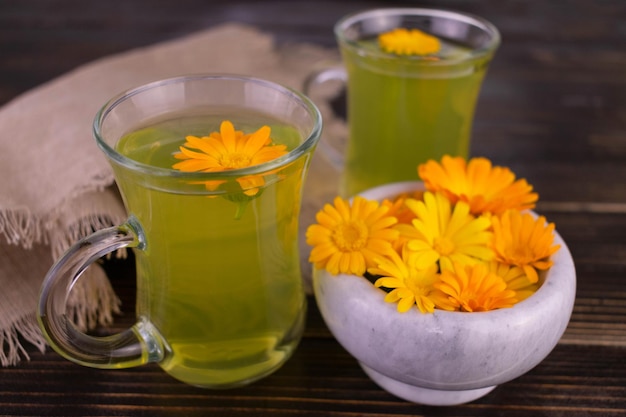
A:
[306,8,500,197]
[37,75,322,388]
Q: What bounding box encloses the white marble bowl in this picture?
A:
[313,181,576,406]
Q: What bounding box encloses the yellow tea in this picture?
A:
[114,112,306,387]
[341,37,490,196]
[38,75,320,389]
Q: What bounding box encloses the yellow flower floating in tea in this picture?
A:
[172,120,287,196]
[378,28,441,56]
[306,156,561,314]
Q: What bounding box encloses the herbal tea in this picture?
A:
[37,75,320,389]
[114,112,306,387]
[340,37,492,196]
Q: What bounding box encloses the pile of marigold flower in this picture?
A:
[306,155,561,313]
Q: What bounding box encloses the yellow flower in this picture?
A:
[378,28,441,56]
[404,192,494,271]
[491,210,561,284]
[435,262,518,312]
[488,261,539,302]
[418,155,539,215]
[172,120,288,195]
[307,196,399,276]
[370,249,447,314]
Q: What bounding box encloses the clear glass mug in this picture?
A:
[37,75,322,388]
[306,8,500,197]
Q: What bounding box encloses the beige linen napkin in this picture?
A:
[0,23,343,366]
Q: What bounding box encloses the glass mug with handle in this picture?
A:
[306,8,500,197]
[37,75,322,388]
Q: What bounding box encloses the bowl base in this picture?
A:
[360,363,497,406]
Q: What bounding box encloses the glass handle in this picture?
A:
[37,219,166,369]
[303,66,348,170]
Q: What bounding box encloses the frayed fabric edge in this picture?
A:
[0,314,46,367]
[0,263,122,367]
[0,206,47,249]
[1,184,128,366]
[0,261,121,367]
[47,211,126,332]
[49,212,128,260]
[0,171,116,251]
[66,262,122,332]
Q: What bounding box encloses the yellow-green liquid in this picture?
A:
[114,112,306,388]
[342,38,492,196]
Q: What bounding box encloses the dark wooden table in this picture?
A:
[1,0,625,416]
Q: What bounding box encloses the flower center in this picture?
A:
[511,246,534,263]
[220,153,252,169]
[433,236,455,256]
[333,220,368,251]
[406,278,428,296]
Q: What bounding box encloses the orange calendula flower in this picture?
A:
[307,196,399,276]
[491,210,561,284]
[488,261,539,302]
[435,262,518,312]
[381,191,423,225]
[381,191,424,253]
[378,28,441,56]
[371,249,447,314]
[418,155,539,215]
[404,192,494,271]
[172,120,287,195]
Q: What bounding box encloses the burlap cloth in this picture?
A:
[0,23,345,366]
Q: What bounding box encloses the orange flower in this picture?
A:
[491,210,561,284]
[172,120,287,196]
[307,196,399,276]
[418,155,538,215]
[378,28,441,56]
[381,191,423,225]
[488,261,539,302]
[435,262,518,312]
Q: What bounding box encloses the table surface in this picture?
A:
[1,0,625,416]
